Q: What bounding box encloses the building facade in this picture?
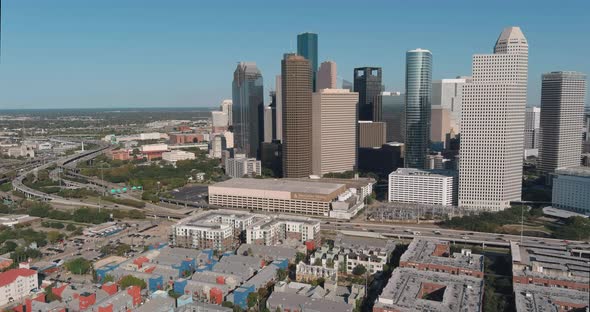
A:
[380,91,405,143]
[225,154,262,178]
[538,71,587,174]
[388,168,457,206]
[430,106,451,146]
[405,49,432,169]
[312,89,358,176]
[358,121,386,148]
[232,62,264,158]
[220,99,233,126]
[317,61,337,90]
[354,67,383,121]
[552,167,590,215]
[524,107,541,150]
[432,78,468,133]
[459,27,528,211]
[0,268,38,306]
[297,32,318,91]
[246,216,321,247]
[281,54,313,178]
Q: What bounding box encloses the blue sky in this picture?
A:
[0,0,588,109]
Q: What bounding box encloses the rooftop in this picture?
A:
[375,268,484,312]
[390,168,456,178]
[268,291,354,312]
[514,284,589,312]
[555,166,590,178]
[400,238,484,273]
[210,178,345,195]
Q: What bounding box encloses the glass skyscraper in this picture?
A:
[297,32,318,91]
[232,62,264,158]
[354,67,383,121]
[404,49,432,169]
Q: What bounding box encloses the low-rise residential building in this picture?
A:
[162,150,196,163]
[236,244,299,263]
[400,238,484,278]
[373,267,484,312]
[171,210,264,251]
[224,154,261,178]
[169,133,204,144]
[267,281,358,312]
[246,215,321,248]
[388,168,458,206]
[552,166,590,215]
[510,241,589,292]
[0,268,38,306]
[336,235,396,275]
[107,149,131,161]
[513,284,589,312]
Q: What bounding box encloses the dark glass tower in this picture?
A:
[232,62,264,158]
[354,67,382,121]
[297,32,318,91]
[404,49,432,169]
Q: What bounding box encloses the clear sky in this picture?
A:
[0,0,589,109]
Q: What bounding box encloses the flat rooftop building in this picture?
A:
[513,284,589,312]
[208,178,349,216]
[510,241,590,291]
[400,238,484,278]
[373,267,484,312]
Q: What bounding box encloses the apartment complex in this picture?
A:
[459,27,528,211]
[312,89,358,176]
[0,268,38,306]
[246,215,321,247]
[388,168,457,206]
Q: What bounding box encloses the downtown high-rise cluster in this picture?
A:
[228,27,587,212]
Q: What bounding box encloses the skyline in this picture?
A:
[0,0,589,109]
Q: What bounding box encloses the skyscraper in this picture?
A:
[430,106,451,147]
[281,54,313,178]
[538,71,587,174]
[220,99,233,126]
[317,61,337,90]
[312,89,358,176]
[354,67,382,121]
[459,27,529,211]
[275,75,283,142]
[380,91,405,143]
[404,49,432,169]
[297,32,318,91]
[432,78,468,133]
[232,62,264,158]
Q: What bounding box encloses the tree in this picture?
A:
[352,264,367,276]
[47,231,64,244]
[120,275,147,289]
[311,277,325,287]
[66,224,77,231]
[103,274,115,283]
[295,252,306,264]
[44,285,61,302]
[554,216,590,240]
[326,259,334,268]
[313,258,322,266]
[221,301,234,308]
[277,268,287,281]
[65,258,92,275]
[247,292,259,308]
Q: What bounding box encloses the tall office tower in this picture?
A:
[358,121,386,148]
[281,54,313,178]
[263,105,275,143]
[354,67,383,121]
[432,78,468,133]
[312,89,359,176]
[524,107,541,149]
[232,62,264,158]
[342,80,353,91]
[380,91,405,143]
[297,32,319,91]
[275,75,283,142]
[430,106,451,147]
[459,27,528,211]
[404,49,432,169]
[220,99,233,126]
[538,72,587,174]
[317,61,337,90]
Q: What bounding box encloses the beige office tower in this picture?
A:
[312,89,359,176]
[317,61,337,90]
[459,26,528,211]
[275,75,283,141]
[358,121,386,148]
[432,78,468,133]
[282,54,313,178]
[430,105,451,145]
[220,99,232,126]
[538,72,587,174]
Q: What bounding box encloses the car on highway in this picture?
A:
[461,236,470,240]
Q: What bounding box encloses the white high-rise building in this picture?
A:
[211,111,229,128]
[459,27,528,211]
[524,107,541,158]
[220,99,232,126]
[225,154,262,178]
[432,77,469,133]
[388,168,457,206]
[538,72,587,174]
[312,89,359,176]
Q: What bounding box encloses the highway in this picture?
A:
[322,219,590,253]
